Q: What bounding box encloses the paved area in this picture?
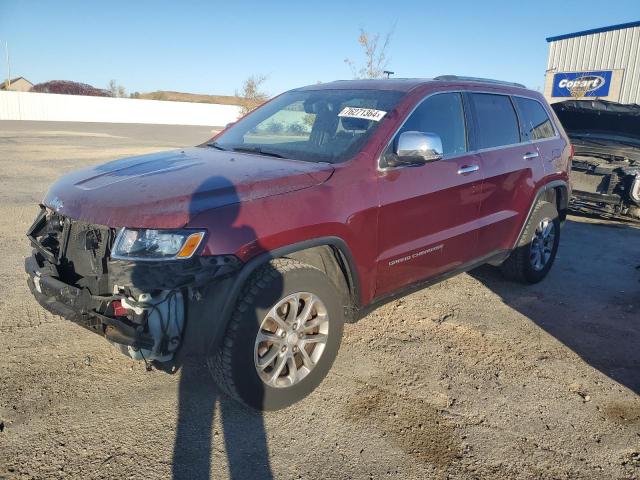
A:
[0,121,639,479]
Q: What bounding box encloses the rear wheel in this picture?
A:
[209,258,344,410]
[501,200,560,284]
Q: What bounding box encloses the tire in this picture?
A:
[501,200,560,284]
[208,258,344,411]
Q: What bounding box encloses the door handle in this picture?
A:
[457,165,479,175]
[523,151,539,160]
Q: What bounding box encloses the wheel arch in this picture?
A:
[220,237,361,329]
[513,180,569,249]
[551,183,570,224]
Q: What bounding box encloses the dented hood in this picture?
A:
[43,147,334,228]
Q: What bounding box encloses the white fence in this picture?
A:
[0,90,242,126]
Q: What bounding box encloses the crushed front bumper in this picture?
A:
[24,206,244,364]
[25,253,155,349]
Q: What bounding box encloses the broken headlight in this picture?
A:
[112,228,206,260]
[631,175,640,204]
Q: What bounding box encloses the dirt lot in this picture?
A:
[0,121,639,480]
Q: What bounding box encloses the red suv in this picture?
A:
[26,77,571,410]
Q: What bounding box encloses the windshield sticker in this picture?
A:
[338,107,387,122]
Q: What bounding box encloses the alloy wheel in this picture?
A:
[254,292,329,388]
[530,217,556,271]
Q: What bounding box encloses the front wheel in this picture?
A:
[501,200,561,284]
[209,259,344,410]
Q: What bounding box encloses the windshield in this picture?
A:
[212,89,405,163]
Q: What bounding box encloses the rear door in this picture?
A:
[512,96,564,177]
[375,92,484,297]
[471,92,545,255]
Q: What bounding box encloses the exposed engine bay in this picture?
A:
[108,291,184,363]
[552,100,640,220]
[25,207,238,366]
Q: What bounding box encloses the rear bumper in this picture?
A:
[25,254,154,349]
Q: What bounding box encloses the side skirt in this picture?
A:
[353,249,511,322]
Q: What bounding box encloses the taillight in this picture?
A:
[569,144,575,158]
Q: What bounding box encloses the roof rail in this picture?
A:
[434,75,526,89]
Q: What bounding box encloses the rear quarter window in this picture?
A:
[513,97,556,141]
[470,93,520,149]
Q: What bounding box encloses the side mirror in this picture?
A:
[225,122,236,129]
[391,131,443,166]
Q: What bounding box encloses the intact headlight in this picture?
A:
[112,228,206,260]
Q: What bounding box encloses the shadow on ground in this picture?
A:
[470,218,640,395]
[126,175,276,479]
[172,360,272,480]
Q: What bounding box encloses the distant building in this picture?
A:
[544,21,640,104]
[1,77,34,92]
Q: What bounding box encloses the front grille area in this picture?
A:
[27,207,114,295]
[571,169,620,196]
[571,157,628,202]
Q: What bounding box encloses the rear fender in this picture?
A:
[513,180,569,248]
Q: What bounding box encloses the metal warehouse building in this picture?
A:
[544,21,640,104]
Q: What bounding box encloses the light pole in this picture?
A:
[0,40,9,89]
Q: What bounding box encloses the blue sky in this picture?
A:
[0,0,637,96]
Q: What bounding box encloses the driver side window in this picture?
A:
[397,92,468,157]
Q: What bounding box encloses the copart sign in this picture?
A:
[552,71,612,97]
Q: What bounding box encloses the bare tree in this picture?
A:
[108,79,126,98]
[344,28,394,79]
[108,79,117,97]
[237,74,268,115]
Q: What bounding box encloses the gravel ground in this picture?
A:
[0,121,638,480]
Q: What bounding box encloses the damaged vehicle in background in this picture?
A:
[552,100,640,220]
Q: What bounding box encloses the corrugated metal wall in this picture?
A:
[547,25,640,104]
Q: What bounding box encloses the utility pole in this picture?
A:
[6,41,10,89]
[2,41,9,89]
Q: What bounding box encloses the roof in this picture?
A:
[2,76,33,85]
[296,77,529,93]
[546,20,640,43]
[296,78,430,92]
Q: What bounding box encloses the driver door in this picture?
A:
[375,92,484,297]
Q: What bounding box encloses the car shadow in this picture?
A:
[469,218,640,395]
[128,174,276,479]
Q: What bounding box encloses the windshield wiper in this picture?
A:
[231,146,288,159]
[207,141,228,151]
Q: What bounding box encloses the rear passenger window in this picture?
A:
[513,97,555,141]
[471,93,520,149]
[398,92,467,156]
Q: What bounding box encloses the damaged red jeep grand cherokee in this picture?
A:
[26,77,571,410]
